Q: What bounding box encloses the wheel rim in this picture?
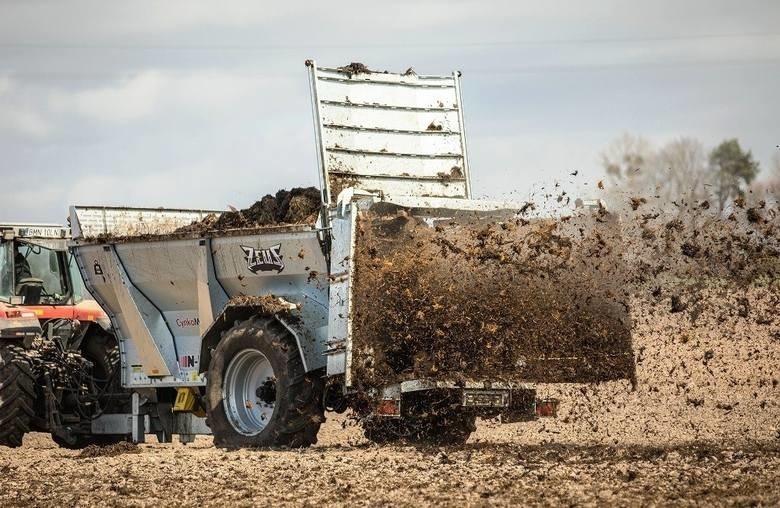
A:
[222,348,277,436]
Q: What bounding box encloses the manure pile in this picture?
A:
[176,187,321,233]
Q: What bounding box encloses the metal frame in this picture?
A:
[452,71,472,198]
[305,60,331,209]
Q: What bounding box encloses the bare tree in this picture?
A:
[750,151,780,200]
[600,133,653,189]
[600,134,708,205]
[652,137,708,203]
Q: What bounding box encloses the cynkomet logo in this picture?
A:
[240,243,285,273]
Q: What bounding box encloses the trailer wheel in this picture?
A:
[0,344,36,448]
[363,409,476,446]
[205,316,325,448]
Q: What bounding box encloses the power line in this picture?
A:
[0,31,778,51]
[3,57,779,81]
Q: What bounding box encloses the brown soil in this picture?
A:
[328,174,361,204]
[336,62,372,78]
[349,198,779,392]
[175,187,321,234]
[2,413,777,506]
[78,441,140,459]
[225,294,297,315]
[351,205,635,389]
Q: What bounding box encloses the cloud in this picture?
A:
[0,76,13,96]
[0,1,284,39]
[49,71,266,123]
[0,76,51,137]
[0,108,51,137]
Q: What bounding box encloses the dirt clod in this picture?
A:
[336,62,371,78]
[78,441,139,458]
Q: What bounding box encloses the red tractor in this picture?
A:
[0,223,126,448]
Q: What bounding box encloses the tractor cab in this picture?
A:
[0,223,106,335]
[1,223,74,306]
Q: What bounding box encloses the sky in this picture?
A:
[0,0,778,223]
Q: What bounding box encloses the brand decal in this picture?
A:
[175,317,200,328]
[241,243,284,273]
[179,355,197,368]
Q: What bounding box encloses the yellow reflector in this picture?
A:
[173,387,205,416]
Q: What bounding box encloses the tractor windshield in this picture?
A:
[14,241,70,305]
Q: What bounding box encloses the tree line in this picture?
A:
[600,134,778,211]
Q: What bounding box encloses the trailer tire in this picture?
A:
[363,409,476,446]
[205,316,324,449]
[0,344,36,448]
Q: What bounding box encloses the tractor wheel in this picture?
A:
[205,316,325,449]
[0,344,36,448]
[363,409,476,446]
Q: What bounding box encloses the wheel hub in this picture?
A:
[255,379,276,405]
[222,349,276,436]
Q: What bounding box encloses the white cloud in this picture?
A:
[0,1,283,39]
[50,71,266,123]
[0,76,13,96]
[1,109,51,137]
[0,76,51,137]
[51,72,165,121]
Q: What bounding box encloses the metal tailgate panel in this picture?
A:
[307,62,471,205]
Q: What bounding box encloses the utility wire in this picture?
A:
[0,31,778,51]
[3,57,779,81]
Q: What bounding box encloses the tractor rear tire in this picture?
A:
[363,409,476,446]
[205,316,325,449]
[0,344,36,448]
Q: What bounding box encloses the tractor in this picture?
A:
[0,223,126,448]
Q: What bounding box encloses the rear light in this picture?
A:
[535,399,559,418]
[4,310,36,319]
[376,399,400,416]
